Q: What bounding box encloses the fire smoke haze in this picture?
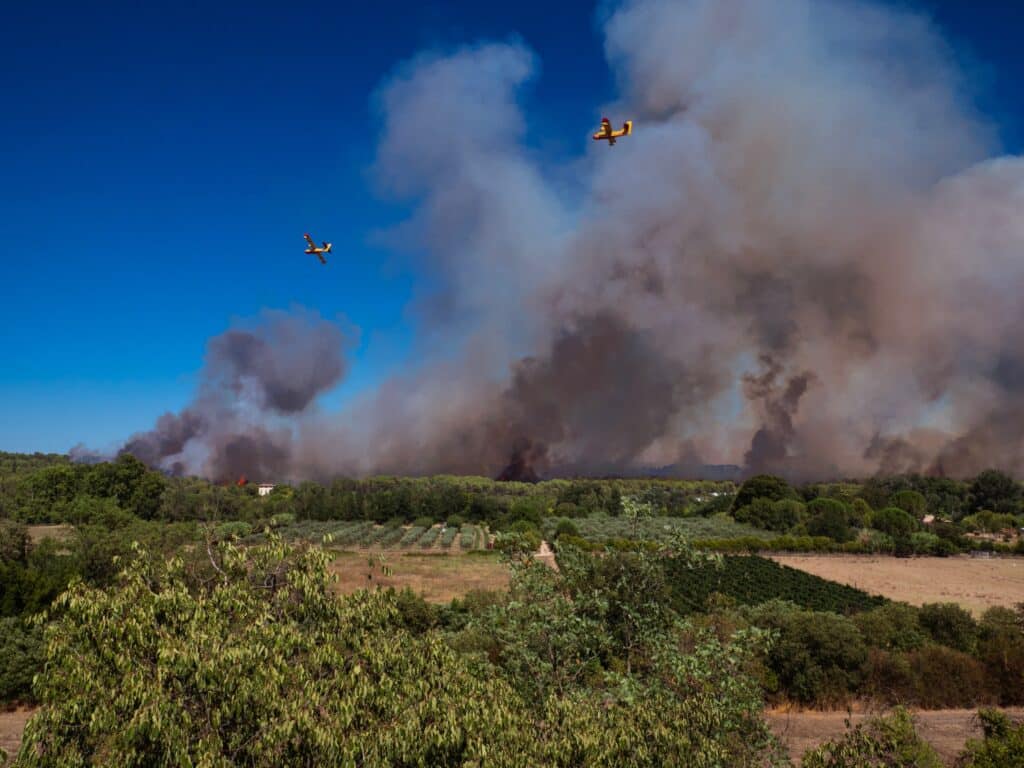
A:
[124,0,1024,482]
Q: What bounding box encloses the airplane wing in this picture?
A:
[303,233,315,248]
[317,253,327,265]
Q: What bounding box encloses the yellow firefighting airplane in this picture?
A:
[592,117,633,146]
[303,233,331,265]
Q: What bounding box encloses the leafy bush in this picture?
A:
[854,604,926,652]
[214,521,253,540]
[919,603,978,653]
[807,501,855,542]
[0,616,43,704]
[958,709,1024,767]
[978,607,1024,705]
[904,645,991,708]
[801,707,941,768]
[734,498,806,532]
[554,519,579,538]
[744,601,869,705]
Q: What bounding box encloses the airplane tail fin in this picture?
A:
[323,243,332,252]
[623,120,633,135]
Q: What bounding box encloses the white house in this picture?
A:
[257,483,276,497]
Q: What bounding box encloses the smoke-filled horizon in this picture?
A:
[118,0,1024,483]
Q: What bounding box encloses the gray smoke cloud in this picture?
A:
[121,0,1024,482]
[121,308,348,481]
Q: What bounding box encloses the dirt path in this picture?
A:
[0,708,34,765]
[770,554,1024,615]
[536,540,558,570]
[768,707,1024,765]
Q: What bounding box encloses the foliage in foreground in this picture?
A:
[16,536,789,767]
[957,709,1024,767]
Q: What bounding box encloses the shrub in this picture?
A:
[735,498,806,532]
[958,709,1024,767]
[0,520,29,564]
[906,645,991,708]
[919,603,978,653]
[0,616,43,704]
[745,601,868,705]
[910,531,942,555]
[978,607,1024,705]
[801,707,942,768]
[554,519,579,539]
[854,604,926,653]
[214,521,253,540]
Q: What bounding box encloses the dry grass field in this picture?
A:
[328,550,510,603]
[24,524,73,545]
[0,708,34,766]
[770,554,1024,616]
[767,706,1024,766]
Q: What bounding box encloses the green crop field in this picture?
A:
[564,513,776,543]
[276,521,490,551]
[665,555,887,614]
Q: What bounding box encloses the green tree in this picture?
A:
[969,469,1022,515]
[0,617,43,704]
[891,490,927,518]
[806,499,854,543]
[732,474,796,511]
[16,537,532,767]
[918,603,978,653]
[871,507,917,538]
[735,498,805,532]
[854,604,926,652]
[622,495,654,539]
[746,601,867,705]
[16,536,791,767]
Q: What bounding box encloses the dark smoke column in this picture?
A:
[120,308,349,481]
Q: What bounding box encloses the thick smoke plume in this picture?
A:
[122,309,347,481]
[122,0,1024,482]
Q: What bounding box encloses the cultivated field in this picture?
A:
[328,550,510,603]
[567,513,775,543]
[280,521,490,551]
[767,707,1024,766]
[771,554,1024,615]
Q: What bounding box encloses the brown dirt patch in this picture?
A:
[770,554,1024,615]
[329,550,510,603]
[25,525,73,545]
[768,706,1024,766]
[0,708,35,765]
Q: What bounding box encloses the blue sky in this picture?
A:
[1,0,1021,454]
